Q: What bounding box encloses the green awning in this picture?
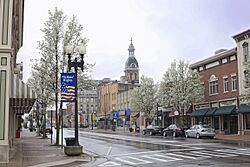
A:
[190,108,209,117]
[214,105,236,115]
[205,108,217,116]
[237,104,250,113]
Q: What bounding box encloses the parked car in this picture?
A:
[185,124,215,139]
[142,125,163,136]
[163,124,188,137]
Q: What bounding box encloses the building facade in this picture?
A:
[97,40,139,130]
[190,48,239,134]
[233,29,250,135]
[0,0,36,162]
[78,89,98,127]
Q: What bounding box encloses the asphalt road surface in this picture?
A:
[62,129,250,167]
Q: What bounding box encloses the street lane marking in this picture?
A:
[115,157,152,165]
[166,152,198,159]
[98,161,121,167]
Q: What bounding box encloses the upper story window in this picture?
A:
[209,75,218,95]
[231,74,237,91]
[222,58,228,64]
[243,42,249,63]
[223,76,229,93]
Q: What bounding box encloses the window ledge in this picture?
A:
[209,93,219,96]
[232,90,237,92]
[224,91,229,93]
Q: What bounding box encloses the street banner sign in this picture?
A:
[61,73,76,102]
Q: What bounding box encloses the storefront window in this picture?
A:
[245,113,250,129]
[214,116,219,130]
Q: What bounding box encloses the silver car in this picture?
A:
[185,124,215,139]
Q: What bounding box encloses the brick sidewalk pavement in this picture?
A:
[0,129,92,167]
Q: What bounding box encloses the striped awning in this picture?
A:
[10,74,37,114]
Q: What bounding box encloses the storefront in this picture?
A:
[237,104,250,135]
[191,106,238,134]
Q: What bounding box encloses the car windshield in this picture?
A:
[200,125,211,128]
[152,126,160,129]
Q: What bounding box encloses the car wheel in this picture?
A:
[185,132,189,138]
[196,133,200,139]
[209,136,214,139]
[173,131,176,137]
[149,131,153,136]
[163,131,167,137]
[143,131,146,135]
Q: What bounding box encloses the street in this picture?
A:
[60,129,250,167]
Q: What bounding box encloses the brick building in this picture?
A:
[190,48,239,134]
[190,28,250,135]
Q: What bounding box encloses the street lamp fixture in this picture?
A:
[65,42,86,146]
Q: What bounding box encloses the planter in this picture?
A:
[64,146,83,156]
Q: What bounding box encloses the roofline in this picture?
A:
[232,28,250,39]
[190,47,237,68]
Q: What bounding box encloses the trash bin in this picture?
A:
[16,130,20,138]
[64,137,75,146]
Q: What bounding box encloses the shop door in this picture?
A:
[230,115,238,134]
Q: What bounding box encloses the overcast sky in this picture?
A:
[18,0,250,83]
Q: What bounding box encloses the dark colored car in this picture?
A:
[163,124,188,137]
[142,125,163,136]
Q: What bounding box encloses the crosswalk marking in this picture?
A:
[191,151,229,158]
[98,161,121,167]
[180,151,211,158]
[115,157,137,165]
[103,149,250,167]
[201,150,237,157]
[115,156,152,165]
[216,149,250,156]
[153,154,182,161]
[141,155,169,162]
[166,152,198,159]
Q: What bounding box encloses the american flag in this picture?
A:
[61,82,76,101]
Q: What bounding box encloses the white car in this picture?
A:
[185,124,215,139]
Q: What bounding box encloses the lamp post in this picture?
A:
[91,106,94,130]
[156,102,159,126]
[65,42,86,146]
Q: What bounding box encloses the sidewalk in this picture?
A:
[215,134,250,142]
[0,129,92,167]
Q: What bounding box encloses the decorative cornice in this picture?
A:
[232,29,250,42]
[190,48,236,68]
